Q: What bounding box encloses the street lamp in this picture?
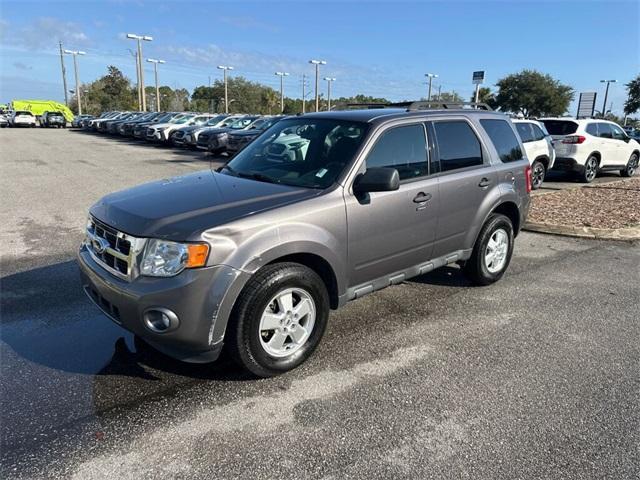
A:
[324,77,336,111]
[425,73,438,101]
[275,72,290,113]
[64,49,86,115]
[217,65,234,113]
[126,33,153,111]
[309,59,327,112]
[147,58,165,113]
[600,79,617,118]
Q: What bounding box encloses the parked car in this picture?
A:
[197,116,259,154]
[99,112,137,133]
[512,119,556,189]
[540,118,640,181]
[89,112,125,132]
[9,110,37,127]
[78,104,531,377]
[0,114,8,128]
[170,114,231,147]
[167,114,218,144]
[72,114,94,128]
[117,112,161,136]
[132,112,177,138]
[107,112,146,134]
[226,116,283,156]
[40,111,67,128]
[145,113,197,143]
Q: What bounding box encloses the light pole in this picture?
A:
[600,79,617,118]
[324,77,336,111]
[425,73,438,101]
[126,33,153,111]
[147,58,165,113]
[309,59,327,112]
[64,49,86,115]
[217,65,234,113]
[58,41,69,106]
[275,72,290,113]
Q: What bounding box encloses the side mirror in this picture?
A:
[353,167,400,194]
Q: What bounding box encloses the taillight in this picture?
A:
[525,164,532,193]
[562,135,586,144]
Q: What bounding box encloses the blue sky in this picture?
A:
[1,0,638,114]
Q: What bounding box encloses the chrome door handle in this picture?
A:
[413,192,432,203]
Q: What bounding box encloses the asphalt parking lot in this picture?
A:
[1,128,639,480]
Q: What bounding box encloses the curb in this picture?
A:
[523,221,640,241]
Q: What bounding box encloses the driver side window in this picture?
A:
[365,124,428,180]
[610,124,626,140]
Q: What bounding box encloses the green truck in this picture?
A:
[9,100,74,122]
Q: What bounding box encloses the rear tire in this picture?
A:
[580,155,598,183]
[464,213,514,286]
[226,262,329,377]
[531,160,546,190]
[621,153,638,177]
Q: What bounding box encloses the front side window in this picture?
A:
[223,118,368,189]
[365,124,428,180]
[480,119,523,163]
[433,121,483,172]
[515,123,534,143]
[610,124,627,140]
[531,124,547,141]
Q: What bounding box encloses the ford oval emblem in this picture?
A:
[92,237,110,254]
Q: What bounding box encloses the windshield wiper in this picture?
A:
[237,171,281,185]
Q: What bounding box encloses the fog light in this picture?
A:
[143,308,179,333]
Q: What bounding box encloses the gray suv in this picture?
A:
[78,103,531,377]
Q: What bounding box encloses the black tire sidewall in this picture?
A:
[231,263,329,376]
[531,160,545,190]
[471,214,514,285]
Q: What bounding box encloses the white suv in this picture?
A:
[9,111,37,127]
[513,119,556,189]
[540,118,640,182]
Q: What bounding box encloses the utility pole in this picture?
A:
[147,59,165,113]
[600,79,617,118]
[58,41,69,106]
[217,65,234,113]
[309,59,327,112]
[425,73,438,101]
[324,77,336,111]
[275,72,290,113]
[64,50,86,115]
[437,85,442,101]
[301,74,307,114]
[127,34,153,111]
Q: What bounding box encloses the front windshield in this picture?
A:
[230,118,255,129]
[205,115,227,126]
[223,118,368,189]
[175,115,195,124]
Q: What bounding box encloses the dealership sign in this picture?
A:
[472,71,485,84]
[576,92,597,119]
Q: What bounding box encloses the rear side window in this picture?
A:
[531,124,547,141]
[598,123,613,139]
[433,121,483,172]
[586,123,598,136]
[540,120,578,136]
[480,119,523,163]
[366,124,428,180]
[515,123,534,143]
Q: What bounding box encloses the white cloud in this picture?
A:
[5,17,90,50]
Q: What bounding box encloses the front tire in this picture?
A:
[226,262,329,377]
[464,214,514,286]
[531,160,546,190]
[621,153,638,177]
[580,155,598,183]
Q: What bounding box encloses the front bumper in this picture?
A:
[77,244,249,363]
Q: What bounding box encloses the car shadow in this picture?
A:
[408,264,473,288]
[0,259,249,382]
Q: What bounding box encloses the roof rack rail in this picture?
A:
[335,101,493,112]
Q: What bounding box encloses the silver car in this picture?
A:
[78,103,531,377]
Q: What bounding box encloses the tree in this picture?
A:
[624,74,640,116]
[470,87,497,108]
[79,66,136,114]
[494,70,574,117]
[437,91,463,102]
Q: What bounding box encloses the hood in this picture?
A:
[230,129,262,138]
[200,127,232,135]
[149,122,174,129]
[90,170,321,240]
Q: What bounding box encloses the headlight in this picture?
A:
[140,239,209,277]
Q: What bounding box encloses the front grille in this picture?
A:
[198,133,209,143]
[86,217,140,280]
[84,286,121,323]
[146,128,155,137]
[173,131,185,140]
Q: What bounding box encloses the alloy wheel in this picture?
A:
[485,228,509,274]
